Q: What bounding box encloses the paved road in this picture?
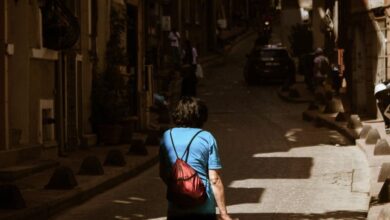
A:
[52,34,370,220]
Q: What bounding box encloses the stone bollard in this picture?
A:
[45,166,78,190]
[378,163,390,182]
[365,128,381,145]
[359,125,373,139]
[347,114,363,130]
[104,149,126,167]
[379,178,390,203]
[375,139,390,156]
[78,156,104,175]
[0,184,26,209]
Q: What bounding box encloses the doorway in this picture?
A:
[127,4,138,117]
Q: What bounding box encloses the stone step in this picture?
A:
[0,160,59,182]
[128,133,148,155]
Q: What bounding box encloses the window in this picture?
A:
[376,18,388,82]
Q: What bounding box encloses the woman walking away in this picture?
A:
[180,40,198,97]
[159,97,236,220]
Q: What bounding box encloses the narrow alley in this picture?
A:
[52,34,370,220]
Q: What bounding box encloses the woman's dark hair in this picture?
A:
[172,97,208,128]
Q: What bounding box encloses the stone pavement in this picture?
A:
[278,82,390,219]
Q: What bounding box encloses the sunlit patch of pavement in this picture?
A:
[225,145,370,216]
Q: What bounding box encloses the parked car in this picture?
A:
[244,44,295,85]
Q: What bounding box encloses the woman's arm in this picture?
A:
[209,169,235,220]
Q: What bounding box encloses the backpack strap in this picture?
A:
[169,129,203,162]
[182,130,203,162]
[169,129,180,159]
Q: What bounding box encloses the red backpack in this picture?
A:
[167,129,207,208]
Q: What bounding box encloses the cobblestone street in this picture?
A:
[52,34,370,220]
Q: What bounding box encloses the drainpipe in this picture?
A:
[0,0,9,150]
[56,51,66,156]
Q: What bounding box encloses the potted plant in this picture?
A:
[91,7,130,145]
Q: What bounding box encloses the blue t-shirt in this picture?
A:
[159,127,222,216]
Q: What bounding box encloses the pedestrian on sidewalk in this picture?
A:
[159,97,236,220]
[180,40,198,97]
[301,53,315,92]
[168,28,181,69]
[313,47,330,89]
[375,81,390,133]
[330,63,342,95]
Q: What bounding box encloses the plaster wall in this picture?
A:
[8,1,57,147]
[8,1,31,146]
[0,1,7,150]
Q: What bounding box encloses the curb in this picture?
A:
[279,85,356,140]
[302,110,357,144]
[0,154,159,220]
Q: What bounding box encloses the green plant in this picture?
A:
[288,23,313,57]
[91,7,129,126]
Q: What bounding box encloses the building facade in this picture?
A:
[0,0,254,168]
[0,0,148,168]
[340,0,390,117]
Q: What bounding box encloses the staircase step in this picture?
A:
[0,160,59,182]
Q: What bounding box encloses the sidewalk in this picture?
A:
[0,144,159,220]
[278,83,390,219]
